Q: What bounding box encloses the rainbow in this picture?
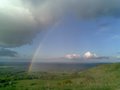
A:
[28,20,62,72]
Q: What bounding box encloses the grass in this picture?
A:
[0,63,120,90]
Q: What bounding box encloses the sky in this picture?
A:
[0,0,120,63]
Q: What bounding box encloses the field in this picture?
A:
[0,63,120,90]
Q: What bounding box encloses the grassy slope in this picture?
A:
[1,63,120,90]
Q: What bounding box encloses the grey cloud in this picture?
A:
[74,0,120,19]
[0,18,38,47]
[0,0,120,48]
[0,48,18,57]
[0,0,63,47]
[117,52,120,54]
[94,56,110,60]
[82,56,110,60]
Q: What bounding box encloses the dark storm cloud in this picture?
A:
[0,48,18,57]
[0,0,120,48]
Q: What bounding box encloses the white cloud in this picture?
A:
[64,52,109,60]
[65,54,80,59]
[83,51,97,59]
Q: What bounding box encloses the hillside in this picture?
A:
[0,63,120,90]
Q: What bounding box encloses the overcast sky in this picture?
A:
[0,0,120,62]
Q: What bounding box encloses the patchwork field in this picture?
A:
[0,63,120,90]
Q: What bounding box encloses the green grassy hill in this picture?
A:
[0,63,120,90]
